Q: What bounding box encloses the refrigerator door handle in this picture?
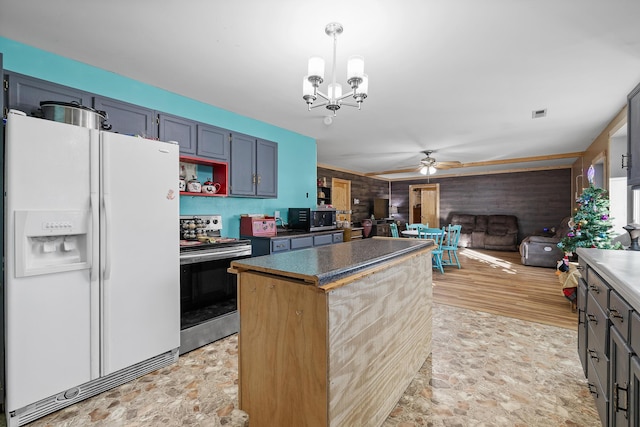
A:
[103,194,112,281]
[90,193,99,282]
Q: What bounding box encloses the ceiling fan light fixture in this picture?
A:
[420,165,436,175]
[302,23,368,115]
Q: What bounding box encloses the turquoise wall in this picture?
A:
[0,37,317,238]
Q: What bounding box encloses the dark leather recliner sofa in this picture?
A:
[450,214,519,251]
[519,217,571,268]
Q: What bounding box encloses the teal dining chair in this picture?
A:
[441,224,462,268]
[389,222,400,238]
[417,227,445,274]
[405,223,428,238]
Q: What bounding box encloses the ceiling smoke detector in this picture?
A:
[532,108,547,119]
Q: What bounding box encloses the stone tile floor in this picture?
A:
[6,304,600,427]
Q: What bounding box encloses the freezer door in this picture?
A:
[100,132,179,375]
[4,113,99,411]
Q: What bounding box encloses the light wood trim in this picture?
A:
[365,152,585,177]
[389,164,572,181]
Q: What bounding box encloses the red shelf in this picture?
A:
[179,155,228,197]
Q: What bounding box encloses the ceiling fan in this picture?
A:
[417,150,462,175]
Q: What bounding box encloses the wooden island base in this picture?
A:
[231,238,433,427]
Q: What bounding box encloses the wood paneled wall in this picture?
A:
[317,167,572,243]
[391,169,572,242]
[317,167,389,223]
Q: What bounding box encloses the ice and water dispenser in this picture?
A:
[13,210,90,277]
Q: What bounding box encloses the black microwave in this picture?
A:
[288,208,337,232]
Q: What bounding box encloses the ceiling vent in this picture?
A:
[532,108,547,119]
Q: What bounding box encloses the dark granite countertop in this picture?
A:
[576,248,640,310]
[230,237,433,287]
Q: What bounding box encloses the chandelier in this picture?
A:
[303,22,369,116]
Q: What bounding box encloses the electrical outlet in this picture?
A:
[274,210,280,219]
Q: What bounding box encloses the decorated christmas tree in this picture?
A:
[558,167,622,254]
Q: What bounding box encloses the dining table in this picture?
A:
[401,228,445,238]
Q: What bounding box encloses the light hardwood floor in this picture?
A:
[433,247,579,330]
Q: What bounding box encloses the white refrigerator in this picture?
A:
[3,111,180,426]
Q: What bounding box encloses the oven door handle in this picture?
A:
[180,247,251,263]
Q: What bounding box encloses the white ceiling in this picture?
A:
[2,0,640,179]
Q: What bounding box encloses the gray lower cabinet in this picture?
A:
[230,133,277,198]
[579,255,640,427]
[247,231,343,256]
[5,71,91,117]
[313,234,333,246]
[93,96,157,138]
[159,113,197,154]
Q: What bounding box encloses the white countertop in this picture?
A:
[576,248,640,310]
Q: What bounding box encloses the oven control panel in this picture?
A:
[180,215,222,240]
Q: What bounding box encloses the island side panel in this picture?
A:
[326,250,433,427]
[237,271,328,427]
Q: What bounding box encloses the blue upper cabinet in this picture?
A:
[229,133,277,198]
[5,71,91,117]
[159,113,197,154]
[197,124,230,162]
[93,96,157,138]
[256,138,278,198]
[230,132,257,196]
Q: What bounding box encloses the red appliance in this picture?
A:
[240,217,277,237]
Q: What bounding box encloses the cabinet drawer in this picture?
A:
[587,322,610,393]
[271,239,290,253]
[609,290,632,341]
[587,268,610,312]
[632,311,640,355]
[313,234,333,246]
[586,356,609,427]
[332,232,344,243]
[290,236,313,250]
[587,291,609,357]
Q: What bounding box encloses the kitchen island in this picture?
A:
[229,237,434,427]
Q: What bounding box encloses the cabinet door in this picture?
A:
[578,280,588,377]
[230,133,257,196]
[158,113,196,154]
[256,139,278,197]
[630,356,640,427]
[628,82,640,187]
[610,327,631,427]
[93,96,157,138]
[197,124,229,161]
[5,72,90,117]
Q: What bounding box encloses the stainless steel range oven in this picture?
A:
[179,215,251,354]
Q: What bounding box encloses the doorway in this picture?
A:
[332,178,352,223]
[408,183,440,227]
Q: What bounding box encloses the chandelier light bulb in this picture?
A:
[329,83,342,100]
[308,57,325,80]
[347,55,365,79]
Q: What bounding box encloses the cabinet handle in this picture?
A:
[576,265,584,271]
[588,284,600,294]
[257,175,261,185]
[613,382,629,415]
[587,348,599,362]
[587,382,599,397]
[251,174,256,184]
[608,308,624,321]
[586,313,598,325]
[622,153,631,170]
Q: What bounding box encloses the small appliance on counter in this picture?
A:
[240,215,277,237]
[288,207,337,232]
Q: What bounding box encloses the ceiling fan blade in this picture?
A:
[434,161,462,169]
